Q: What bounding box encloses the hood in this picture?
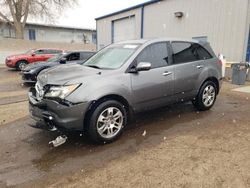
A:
[37,64,103,86]
[24,61,59,71]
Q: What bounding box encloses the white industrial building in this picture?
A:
[0,22,96,44]
[96,0,250,62]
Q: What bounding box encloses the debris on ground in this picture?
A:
[49,135,68,147]
[142,130,147,137]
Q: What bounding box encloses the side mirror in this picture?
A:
[31,53,35,56]
[59,57,67,64]
[136,62,151,71]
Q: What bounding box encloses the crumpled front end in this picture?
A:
[28,82,90,132]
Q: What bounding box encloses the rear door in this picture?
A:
[170,41,212,97]
[130,42,174,112]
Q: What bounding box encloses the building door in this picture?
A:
[112,16,135,43]
[29,29,36,41]
[246,27,250,62]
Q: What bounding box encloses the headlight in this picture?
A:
[45,84,80,99]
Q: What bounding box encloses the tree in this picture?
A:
[0,0,76,39]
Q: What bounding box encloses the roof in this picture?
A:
[0,20,96,32]
[95,0,162,20]
[115,38,207,45]
[25,22,96,32]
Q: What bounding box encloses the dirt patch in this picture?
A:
[0,90,27,98]
[0,67,249,187]
[0,101,28,125]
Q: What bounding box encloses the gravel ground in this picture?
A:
[0,67,249,188]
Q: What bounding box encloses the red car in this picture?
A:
[5,48,64,70]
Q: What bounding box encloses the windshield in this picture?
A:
[25,49,35,55]
[84,44,140,69]
[47,53,65,62]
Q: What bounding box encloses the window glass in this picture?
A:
[44,49,61,54]
[47,53,64,62]
[172,42,197,64]
[136,42,169,68]
[35,49,45,54]
[44,50,53,54]
[80,52,94,60]
[172,42,212,64]
[28,29,36,40]
[67,53,80,61]
[84,43,139,69]
[196,45,212,60]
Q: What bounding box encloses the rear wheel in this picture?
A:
[87,100,127,143]
[16,60,28,71]
[193,81,217,111]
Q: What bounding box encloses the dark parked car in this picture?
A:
[29,38,222,143]
[21,51,95,84]
[5,48,64,70]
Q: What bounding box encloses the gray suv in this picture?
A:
[29,38,222,143]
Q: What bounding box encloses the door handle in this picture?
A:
[196,65,204,69]
[162,71,172,76]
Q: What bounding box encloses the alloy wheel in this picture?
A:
[96,107,123,139]
[202,85,216,107]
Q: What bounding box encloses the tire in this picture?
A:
[193,81,217,111]
[16,60,28,71]
[87,100,127,143]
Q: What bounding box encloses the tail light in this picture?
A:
[216,60,223,66]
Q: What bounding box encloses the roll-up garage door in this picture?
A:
[113,16,136,43]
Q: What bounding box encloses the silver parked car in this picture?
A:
[29,38,222,143]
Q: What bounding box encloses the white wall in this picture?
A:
[96,8,142,50]
[24,26,95,44]
[96,0,250,62]
[143,0,250,62]
[0,23,96,44]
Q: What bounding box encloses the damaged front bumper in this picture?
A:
[28,88,90,132]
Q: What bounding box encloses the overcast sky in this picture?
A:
[55,0,148,29]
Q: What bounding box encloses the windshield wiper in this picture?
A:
[85,65,101,69]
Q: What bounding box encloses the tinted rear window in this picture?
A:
[196,45,212,60]
[172,42,212,64]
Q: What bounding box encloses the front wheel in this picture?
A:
[193,81,217,111]
[16,60,27,71]
[87,100,127,143]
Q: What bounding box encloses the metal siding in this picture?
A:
[113,16,136,43]
[143,0,249,62]
[96,8,142,50]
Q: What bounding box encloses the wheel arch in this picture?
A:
[16,59,29,67]
[83,94,133,130]
[201,77,220,94]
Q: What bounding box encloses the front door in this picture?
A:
[30,49,47,63]
[130,42,174,112]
